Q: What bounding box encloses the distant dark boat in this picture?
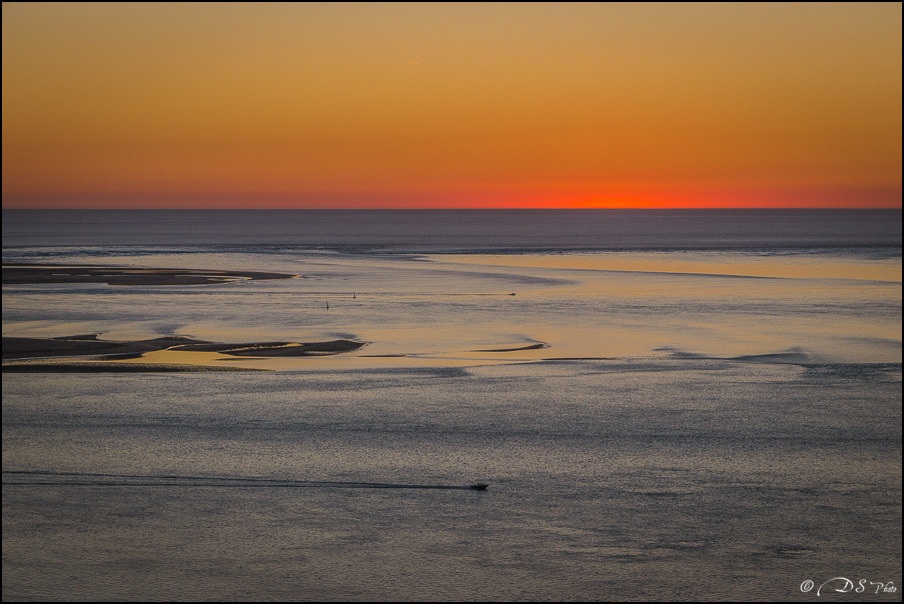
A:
[469,483,489,490]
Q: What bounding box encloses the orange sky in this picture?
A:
[2,2,901,209]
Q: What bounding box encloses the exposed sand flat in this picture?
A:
[2,335,368,372]
[172,339,368,356]
[1,360,270,372]
[2,263,298,286]
[471,342,549,352]
[2,335,202,359]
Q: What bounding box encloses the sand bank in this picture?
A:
[1,361,270,373]
[2,335,367,372]
[472,342,549,352]
[2,263,297,286]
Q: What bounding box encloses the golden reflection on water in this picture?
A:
[437,252,903,282]
[110,349,241,366]
[110,346,554,372]
[7,250,900,370]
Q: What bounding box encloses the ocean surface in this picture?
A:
[2,209,901,601]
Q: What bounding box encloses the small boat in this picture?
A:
[469,483,489,490]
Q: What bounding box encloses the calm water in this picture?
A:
[3,210,902,601]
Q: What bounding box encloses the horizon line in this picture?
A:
[3,184,901,211]
[4,206,902,211]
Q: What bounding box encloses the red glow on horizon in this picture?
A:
[3,185,900,210]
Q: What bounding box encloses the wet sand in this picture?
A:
[2,263,322,371]
[471,342,548,352]
[1,262,545,372]
[1,361,270,373]
[2,335,367,372]
[2,263,298,286]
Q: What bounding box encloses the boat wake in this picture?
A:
[1,470,488,491]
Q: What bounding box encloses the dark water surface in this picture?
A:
[4,208,901,251]
[3,210,901,601]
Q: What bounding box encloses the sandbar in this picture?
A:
[2,361,269,373]
[472,342,549,352]
[2,335,367,372]
[3,263,297,286]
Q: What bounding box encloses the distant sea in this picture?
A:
[3,209,901,601]
[3,208,903,251]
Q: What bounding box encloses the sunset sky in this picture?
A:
[2,2,901,209]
